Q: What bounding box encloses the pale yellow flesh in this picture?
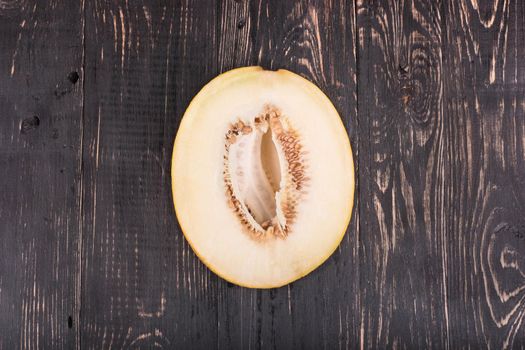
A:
[172,66,354,288]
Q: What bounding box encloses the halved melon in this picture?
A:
[172,66,354,288]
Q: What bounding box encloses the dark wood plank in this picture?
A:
[442,0,525,348]
[357,0,449,348]
[80,1,219,348]
[0,1,83,348]
[216,1,360,349]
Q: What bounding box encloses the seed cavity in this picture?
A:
[223,105,308,240]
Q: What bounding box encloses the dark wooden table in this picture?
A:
[1,0,524,349]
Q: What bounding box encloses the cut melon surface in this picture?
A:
[172,66,354,288]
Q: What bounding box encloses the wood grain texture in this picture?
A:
[443,0,525,348]
[0,0,83,349]
[216,1,360,349]
[357,0,449,348]
[357,0,525,348]
[80,1,218,348]
[1,0,525,348]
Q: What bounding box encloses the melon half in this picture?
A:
[171,66,354,288]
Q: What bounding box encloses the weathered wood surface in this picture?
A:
[1,0,524,349]
[0,1,83,349]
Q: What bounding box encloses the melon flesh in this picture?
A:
[172,66,354,288]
